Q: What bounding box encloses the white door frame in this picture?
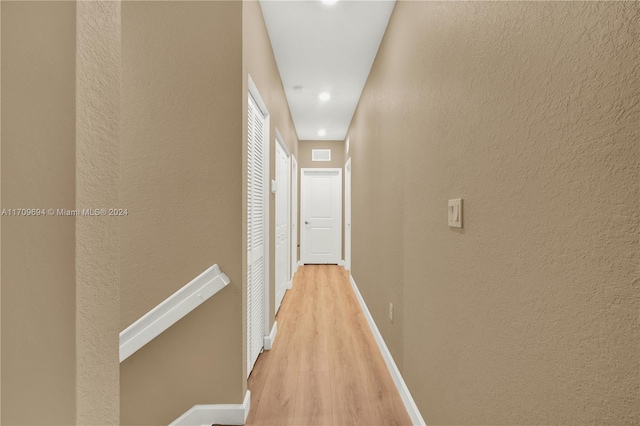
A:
[247,75,270,377]
[274,130,290,312]
[300,168,343,264]
[291,155,298,279]
[344,157,352,271]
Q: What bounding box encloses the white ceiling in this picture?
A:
[259,0,396,141]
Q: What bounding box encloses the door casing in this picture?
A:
[275,133,290,312]
[345,158,352,271]
[246,75,270,378]
[291,155,299,278]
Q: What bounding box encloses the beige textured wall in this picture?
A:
[243,0,299,356]
[120,2,244,424]
[298,140,345,170]
[348,1,639,424]
[0,4,3,421]
[76,1,121,424]
[1,2,77,424]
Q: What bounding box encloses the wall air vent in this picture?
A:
[312,149,331,162]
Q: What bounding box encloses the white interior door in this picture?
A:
[247,90,268,377]
[345,158,352,271]
[301,168,342,264]
[291,156,298,278]
[275,138,290,312]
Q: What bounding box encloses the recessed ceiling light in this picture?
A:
[319,92,331,101]
[318,129,327,137]
[321,0,338,4]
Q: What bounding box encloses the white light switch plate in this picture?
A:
[448,199,463,228]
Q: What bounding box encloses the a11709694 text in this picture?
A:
[1,208,129,217]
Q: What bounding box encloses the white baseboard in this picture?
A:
[170,390,250,426]
[297,260,303,267]
[349,275,426,426]
[287,280,293,290]
[263,321,277,350]
[338,260,345,266]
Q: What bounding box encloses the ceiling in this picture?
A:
[259,0,396,141]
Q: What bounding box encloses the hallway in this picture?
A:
[1,1,637,424]
[246,265,411,426]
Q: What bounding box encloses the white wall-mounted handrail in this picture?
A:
[119,264,230,362]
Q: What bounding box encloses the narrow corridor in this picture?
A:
[246,265,411,426]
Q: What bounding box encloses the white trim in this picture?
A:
[338,260,345,266]
[119,265,230,362]
[287,280,293,290]
[297,260,303,267]
[344,157,352,271]
[275,128,291,156]
[170,390,251,426]
[291,154,299,279]
[248,74,268,120]
[264,321,278,350]
[349,275,427,426]
[274,131,291,313]
[247,73,271,376]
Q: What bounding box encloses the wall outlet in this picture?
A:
[389,303,394,323]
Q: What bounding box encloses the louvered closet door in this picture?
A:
[247,94,266,376]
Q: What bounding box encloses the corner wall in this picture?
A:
[75,1,121,423]
[2,3,122,423]
[120,2,244,424]
[348,1,639,423]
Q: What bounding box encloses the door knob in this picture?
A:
[305,221,310,225]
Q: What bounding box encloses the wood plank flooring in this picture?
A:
[246,265,412,426]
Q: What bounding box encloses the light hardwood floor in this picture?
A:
[246,265,412,426]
